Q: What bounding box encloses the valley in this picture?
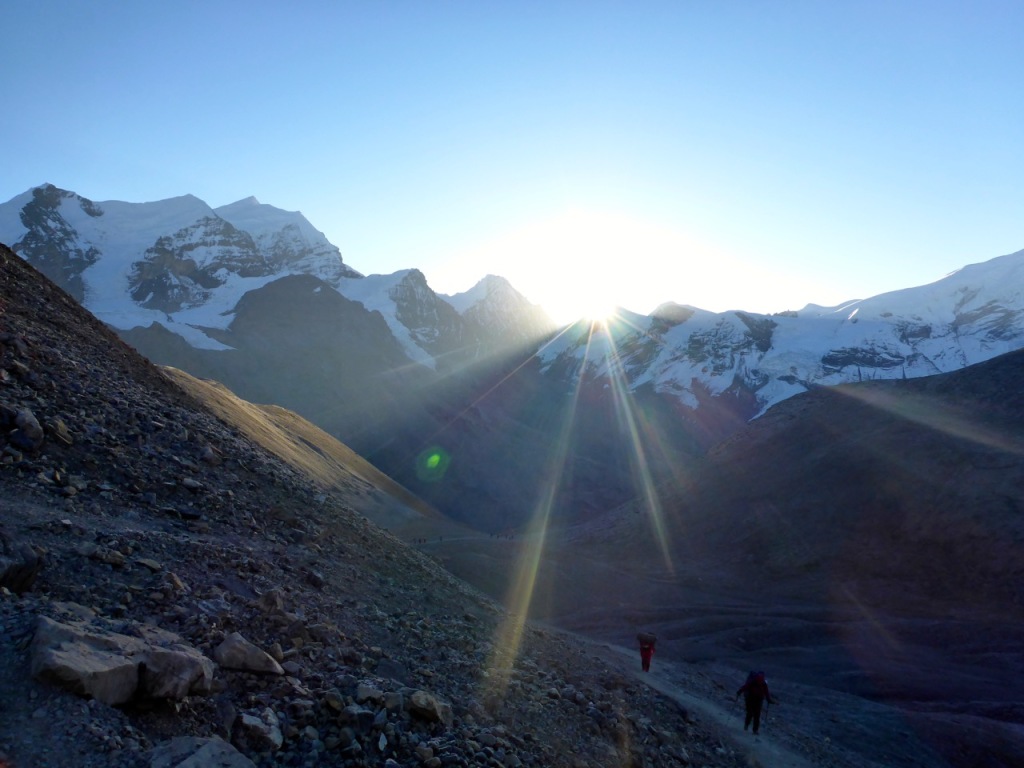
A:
[411,524,1024,767]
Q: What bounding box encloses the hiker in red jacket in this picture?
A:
[637,632,656,672]
[736,670,772,735]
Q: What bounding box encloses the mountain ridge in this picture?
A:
[4,183,1024,531]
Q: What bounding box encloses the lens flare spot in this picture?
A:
[416,446,451,482]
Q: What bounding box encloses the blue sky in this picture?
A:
[3,1,1023,322]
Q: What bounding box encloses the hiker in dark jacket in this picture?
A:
[736,671,772,734]
[637,633,656,672]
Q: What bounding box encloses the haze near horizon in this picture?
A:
[2,1,1023,323]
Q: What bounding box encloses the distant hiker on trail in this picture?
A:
[637,632,656,672]
[736,670,773,735]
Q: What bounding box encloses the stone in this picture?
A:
[384,691,404,713]
[356,682,384,704]
[408,690,454,726]
[9,408,44,451]
[139,645,216,699]
[233,708,283,753]
[31,615,214,705]
[324,689,344,711]
[257,588,285,614]
[88,545,126,567]
[0,532,45,594]
[415,744,434,762]
[150,736,256,768]
[32,620,140,705]
[339,704,376,733]
[46,418,74,446]
[213,632,284,675]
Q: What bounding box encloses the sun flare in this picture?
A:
[450,207,697,325]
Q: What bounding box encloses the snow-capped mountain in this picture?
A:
[3,182,1024,530]
[539,249,1024,420]
[442,274,557,357]
[0,185,554,361]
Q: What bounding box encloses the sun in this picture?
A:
[578,299,619,324]
[550,281,619,325]
[498,208,645,324]
[444,205,696,325]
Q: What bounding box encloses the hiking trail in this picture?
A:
[566,631,820,768]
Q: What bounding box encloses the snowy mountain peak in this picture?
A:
[539,246,1024,420]
[445,274,530,313]
[4,184,1023,434]
[0,184,361,349]
[230,195,261,207]
[213,197,360,282]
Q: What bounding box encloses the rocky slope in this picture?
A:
[0,243,766,767]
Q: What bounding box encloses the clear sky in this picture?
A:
[3,1,1023,323]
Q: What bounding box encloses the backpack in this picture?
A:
[744,670,768,697]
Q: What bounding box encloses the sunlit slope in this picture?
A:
[161,366,444,524]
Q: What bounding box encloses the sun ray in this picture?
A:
[592,321,677,572]
[834,386,1024,456]
[480,356,583,703]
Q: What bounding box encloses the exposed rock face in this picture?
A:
[459,275,557,351]
[387,269,480,370]
[128,217,260,313]
[13,185,101,302]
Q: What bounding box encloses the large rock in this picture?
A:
[408,689,454,726]
[150,736,256,768]
[31,616,214,705]
[9,407,45,451]
[212,632,284,675]
[0,529,44,594]
[232,708,283,753]
[141,645,216,700]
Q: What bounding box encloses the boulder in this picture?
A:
[31,615,214,705]
[150,736,256,768]
[232,708,283,753]
[408,689,454,726]
[212,632,284,675]
[9,407,45,451]
[140,645,216,699]
[0,530,44,594]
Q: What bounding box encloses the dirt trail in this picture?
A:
[564,631,820,768]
